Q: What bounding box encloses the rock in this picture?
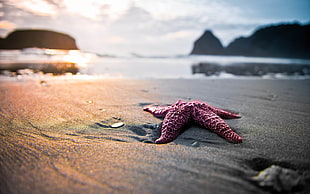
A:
[39,80,48,87]
[191,62,310,76]
[110,122,125,128]
[251,165,302,192]
[226,23,310,59]
[190,30,224,55]
[0,29,79,50]
[190,23,310,59]
[191,141,200,147]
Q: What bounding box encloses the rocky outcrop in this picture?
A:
[0,29,79,50]
[190,23,310,59]
[226,24,310,59]
[192,62,310,76]
[190,30,224,55]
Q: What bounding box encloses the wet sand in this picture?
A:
[0,77,309,193]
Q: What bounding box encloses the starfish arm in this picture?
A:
[192,107,242,143]
[191,100,241,119]
[155,105,191,144]
[143,105,174,118]
[212,108,241,119]
[143,100,186,118]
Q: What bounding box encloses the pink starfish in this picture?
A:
[144,100,242,144]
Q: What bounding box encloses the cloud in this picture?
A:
[106,36,126,43]
[163,30,194,40]
[6,0,58,16]
[1,0,309,55]
[61,0,130,20]
[0,20,16,29]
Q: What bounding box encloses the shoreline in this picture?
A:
[2,48,310,79]
[1,77,309,193]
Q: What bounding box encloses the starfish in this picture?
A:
[143,100,242,144]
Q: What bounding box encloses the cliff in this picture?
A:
[0,29,79,50]
[190,23,310,59]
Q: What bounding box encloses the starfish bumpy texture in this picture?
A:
[143,100,242,144]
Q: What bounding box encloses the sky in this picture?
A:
[0,0,309,56]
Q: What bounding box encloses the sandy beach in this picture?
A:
[0,77,309,194]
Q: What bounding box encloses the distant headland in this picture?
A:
[190,23,310,59]
[0,29,79,50]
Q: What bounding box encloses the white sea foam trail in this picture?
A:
[1,49,310,79]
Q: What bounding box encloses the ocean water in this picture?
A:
[1,48,310,79]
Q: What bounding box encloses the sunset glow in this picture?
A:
[0,20,16,29]
[1,0,310,55]
[64,50,94,68]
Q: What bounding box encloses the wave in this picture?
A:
[1,49,310,79]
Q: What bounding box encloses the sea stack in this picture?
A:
[190,23,310,59]
[190,30,224,55]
